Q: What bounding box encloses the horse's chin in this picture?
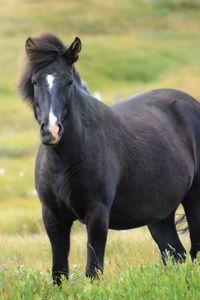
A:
[42,140,60,146]
[41,135,61,146]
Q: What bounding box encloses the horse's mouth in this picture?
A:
[41,133,61,146]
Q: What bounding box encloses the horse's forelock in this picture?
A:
[19,33,67,104]
[26,33,67,71]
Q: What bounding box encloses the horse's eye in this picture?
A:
[32,79,37,86]
[68,80,73,86]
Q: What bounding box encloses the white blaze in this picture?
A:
[46,74,54,91]
[49,107,58,128]
[46,74,57,129]
[48,106,59,140]
[46,74,59,140]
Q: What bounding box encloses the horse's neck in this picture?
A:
[68,84,104,133]
[52,85,108,159]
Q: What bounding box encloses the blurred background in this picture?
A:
[0,0,200,273]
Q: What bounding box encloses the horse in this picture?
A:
[19,33,200,285]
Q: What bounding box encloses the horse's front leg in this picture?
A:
[42,206,73,285]
[86,202,109,278]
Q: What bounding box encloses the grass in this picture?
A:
[0,229,193,300]
[1,0,200,298]
[2,259,200,300]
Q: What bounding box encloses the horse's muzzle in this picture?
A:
[40,122,64,145]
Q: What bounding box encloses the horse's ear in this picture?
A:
[65,37,81,64]
[25,37,35,57]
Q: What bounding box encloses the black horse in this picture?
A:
[19,33,200,284]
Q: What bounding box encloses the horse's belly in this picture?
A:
[109,208,160,230]
[109,214,153,230]
[109,189,183,230]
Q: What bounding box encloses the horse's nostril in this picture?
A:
[40,123,49,135]
[58,123,64,135]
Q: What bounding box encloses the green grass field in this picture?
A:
[1,0,200,298]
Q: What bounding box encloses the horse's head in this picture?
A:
[19,34,81,146]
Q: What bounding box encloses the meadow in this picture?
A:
[1,0,200,298]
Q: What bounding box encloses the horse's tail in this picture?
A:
[176,213,189,234]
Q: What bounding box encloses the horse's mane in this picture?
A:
[19,33,83,104]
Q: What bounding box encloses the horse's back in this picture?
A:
[111,88,200,156]
[111,88,200,117]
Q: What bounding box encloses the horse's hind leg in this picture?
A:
[148,211,186,264]
[182,186,200,260]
